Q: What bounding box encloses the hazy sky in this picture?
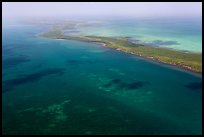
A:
[2,2,202,18]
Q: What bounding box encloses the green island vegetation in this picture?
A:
[41,23,202,73]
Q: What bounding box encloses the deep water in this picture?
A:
[2,21,202,135]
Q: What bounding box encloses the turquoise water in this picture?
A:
[76,17,202,53]
[2,20,202,135]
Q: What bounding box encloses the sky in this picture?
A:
[2,2,202,19]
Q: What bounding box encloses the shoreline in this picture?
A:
[39,26,202,74]
[115,48,202,77]
[94,40,202,77]
[52,37,202,76]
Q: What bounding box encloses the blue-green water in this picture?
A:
[2,20,202,135]
[76,17,202,53]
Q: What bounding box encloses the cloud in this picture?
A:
[2,2,202,19]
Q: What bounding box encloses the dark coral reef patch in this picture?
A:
[185,82,202,90]
[3,68,66,93]
[103,78,150,90]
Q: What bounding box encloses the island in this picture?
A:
[40,21,202,73]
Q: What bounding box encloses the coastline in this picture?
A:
[87,40,202,77]
[51,37,202,76]
[114,48,202,77]
[40,28,202,74]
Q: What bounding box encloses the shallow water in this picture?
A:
[77,17,202,53]
[2,21,202,135]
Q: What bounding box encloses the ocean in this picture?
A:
[2,18,202,135]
